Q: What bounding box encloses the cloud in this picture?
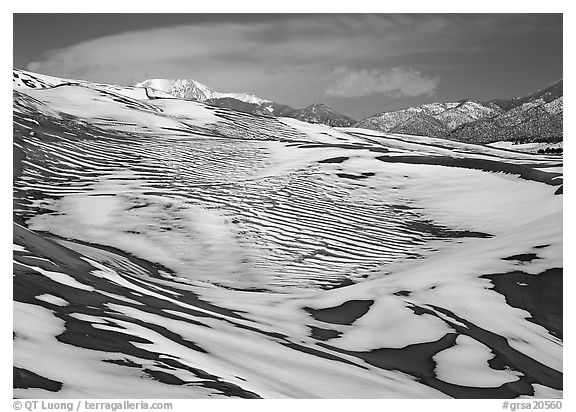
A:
[14,13,562,121]
[325,66,440,98]
[22,13,546,114]
[22,15,455,97]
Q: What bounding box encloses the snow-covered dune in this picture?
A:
[13,69,563,398]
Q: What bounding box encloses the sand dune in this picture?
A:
[13,69,562,398]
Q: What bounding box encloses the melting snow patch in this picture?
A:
[330,296,453,350]
[36,294,69,307]
[433,335,522,387]
[17,262,94,292]
[13,244,28,253]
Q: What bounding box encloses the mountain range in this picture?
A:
[135,78,357,127]
[17,69,561,143]
[136,77,562,144]
[354,81,563,144]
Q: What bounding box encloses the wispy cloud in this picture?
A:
[22,15,456,103]
[325,66,439,98]
[20,13,561,118]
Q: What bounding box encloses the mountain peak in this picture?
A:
[134,78,271,105]
[293,103,356,127]
[134,77,356,127]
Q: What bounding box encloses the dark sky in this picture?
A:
[13,13,563,119]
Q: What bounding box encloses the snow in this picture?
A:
[13,244,28,253]
[14,69,563,398]
[135,78,271,105]
[19,85,222,134]
[28,178,260,290]
[329,295,453,350]
[35,294,69,307]
[16,261,94,292]
[383,162,561,235]
[278,117,365,144]
[148,99,222,126]
[225,92,271,105]
[134,78,181,93]
[102,303,446,398]
[487,141,563,154]
[433,335,521,387]
[13,69,76,89]
[13,301,222,398]
[341,127,558,163]
[523,384,564,398]
[544,97,563,115]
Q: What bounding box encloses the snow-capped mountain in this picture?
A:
[355,81,563,144]
[452,96,563,144]
[435,100,502,130]
[135,78,271,105]
[135,78,356,127]
[287,103,357,127]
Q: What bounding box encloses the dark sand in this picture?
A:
[13,224,260,398]
[305,300,374,325]
[483,268,562,339]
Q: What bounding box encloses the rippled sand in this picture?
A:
[13,69,563,398]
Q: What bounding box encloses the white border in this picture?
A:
[3,3,572,410]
